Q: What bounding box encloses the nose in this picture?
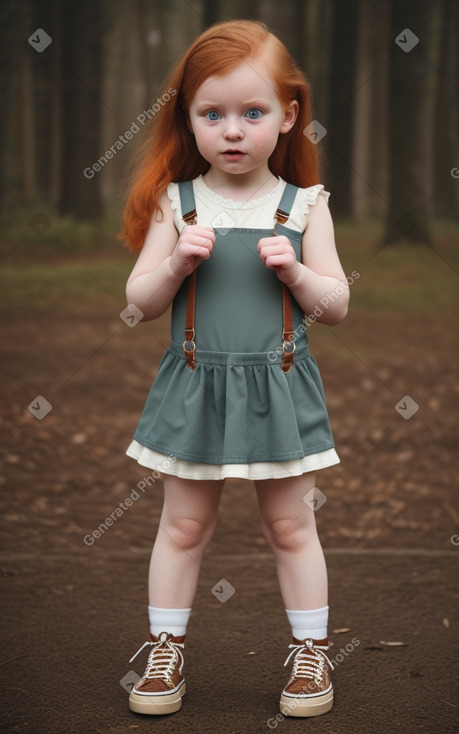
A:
[223,117,244,141]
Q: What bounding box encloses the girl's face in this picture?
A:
[188,58,298,181]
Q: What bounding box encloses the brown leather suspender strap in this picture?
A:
[274,206,295,374]
[182,207,197,370]
[281,284,295,373]
[183,270,197,370]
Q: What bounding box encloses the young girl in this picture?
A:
[121,19,349,719]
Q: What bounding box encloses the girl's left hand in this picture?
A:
[257,236,301,286]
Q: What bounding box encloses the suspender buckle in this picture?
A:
[183,338,196,370]
[183,327,196,370]
[182,209,197,226]
[281,333,295,373]
[274,208,289,225]
[282,339,296,354]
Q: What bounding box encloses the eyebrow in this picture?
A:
[195,99,270,108]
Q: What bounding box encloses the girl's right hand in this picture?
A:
[170,225,215,279]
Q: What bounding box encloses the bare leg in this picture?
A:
[148,474,225,608]
[254,472,328,609]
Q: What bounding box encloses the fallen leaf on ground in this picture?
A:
[72,432,87,444]
[379,640,408,647]
[332,628,352,634]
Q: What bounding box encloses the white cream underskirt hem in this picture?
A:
[126,440,340,480]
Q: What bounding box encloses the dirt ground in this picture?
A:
[1,272,458,732]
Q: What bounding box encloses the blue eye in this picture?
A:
[246,108,262,119]
[206,110,221,120]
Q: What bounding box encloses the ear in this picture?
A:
[280,100,299,134]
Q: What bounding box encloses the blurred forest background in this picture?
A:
[1,0,458,246]
[1,11,458,726]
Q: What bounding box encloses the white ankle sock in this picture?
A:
[285,606,329,640]
[148,605,191,637]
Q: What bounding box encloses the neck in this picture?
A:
[202,166,279,200]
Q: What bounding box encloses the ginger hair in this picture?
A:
[119,19,322,251]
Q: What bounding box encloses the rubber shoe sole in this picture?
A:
[279,688,333,717]
[129,681,186,715]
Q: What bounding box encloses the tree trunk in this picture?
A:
[59,0,103,219]
[290,0,307,67]
[366,0,390,219]
[49,0,62,206]
[327,0,359,218]
[352,0,390,220]
[22,4,38,204]
[0,1,17,210]
[137,0,154,112]
[302,1,333,189]
[203,0,220,27]
[432,0,459,220]
[160,0,201,79]
[382,0,435,245]
[352,0,373,220]
[303,0,333,123]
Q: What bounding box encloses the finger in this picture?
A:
[257,236,283,251]
[184,235,214,250]
[265,255,293,269]
[186,225,216,242]
[182,244,212,260]
[259,245,293,262]
[195,247,211,259]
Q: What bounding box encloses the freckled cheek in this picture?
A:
[194,128,216,156]
[252,131,279,156]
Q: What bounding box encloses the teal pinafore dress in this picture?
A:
[127,179,338,477]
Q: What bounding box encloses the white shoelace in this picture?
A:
[283,639,334,687]
[129,631,185,683]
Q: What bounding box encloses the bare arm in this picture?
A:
[258,194,349,326]
[125,190,215,321]
[288,195,349,325]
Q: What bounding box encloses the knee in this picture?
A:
[262,517,311,553]
[165,516,216,552]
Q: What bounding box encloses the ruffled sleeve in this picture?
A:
[287,184,331,233]
[166,181,185,233]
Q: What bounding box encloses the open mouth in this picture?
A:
[222,150,246,159]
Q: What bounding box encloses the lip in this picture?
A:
[222,150,246,160]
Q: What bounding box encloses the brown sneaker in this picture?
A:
[128,631,186,715]
[279,636,334,717]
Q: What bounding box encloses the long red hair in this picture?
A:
[120,19,322,252]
